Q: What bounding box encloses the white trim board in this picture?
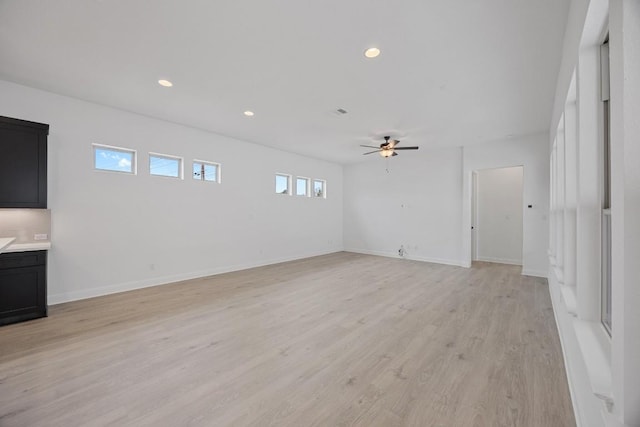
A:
[548,266,614,427]
[475,256,522,265]
[521,269,548,278]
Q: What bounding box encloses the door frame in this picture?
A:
[468,165,525,267]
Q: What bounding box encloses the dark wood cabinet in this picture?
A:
[0,116,49,208]
[0,115,49,326]
[0,251,47,326]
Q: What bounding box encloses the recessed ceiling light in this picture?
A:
[244,110,255,117]
[158,79,173,87]
[364,47,381,58]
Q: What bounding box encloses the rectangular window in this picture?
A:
[93,144,136,174]
[313,179,326,198]
[296,177,309,197]
[600,37,612,335]
[193,160,220,183]
[150,153,183,179]
[275,174,291,195]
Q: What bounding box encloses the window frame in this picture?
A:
[600,37,612,335]
[149,152,184,179]
[275,173,291,195]
[313,179,326,198]
[192,159,221,183]
[92,143,137,175]
[296,176,310,197]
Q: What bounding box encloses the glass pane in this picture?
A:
[314,180,324,197]
[94,147,134,173]
[296,178,307,196]
[150,155,180,178]
[602,212,612,334]
[275,175,289,194]
[193,162,218,182]
[604,101,611,209]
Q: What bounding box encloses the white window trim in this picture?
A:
[313,179,327,198]
[296,176,310,197]
[275,173,292,195]
[92,143,137,175]
[193,159,221,183]
[149,152,184,179]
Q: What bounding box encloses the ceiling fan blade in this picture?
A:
[362,150,382,155]
[389,139,400,148]
[393,146,419,150]
[392,151,398,156]
[360,144,381,149]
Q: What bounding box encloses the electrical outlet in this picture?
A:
[34,234,48,241]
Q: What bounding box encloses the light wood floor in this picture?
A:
[0,252,575,427]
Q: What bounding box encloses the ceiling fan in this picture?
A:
[361,136,419,157]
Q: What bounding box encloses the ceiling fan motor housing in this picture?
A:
[360,135,418,156]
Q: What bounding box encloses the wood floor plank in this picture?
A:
[0,253,575,426]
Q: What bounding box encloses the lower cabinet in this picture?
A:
[0,250,47,326]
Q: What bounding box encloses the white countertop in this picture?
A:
[0,238,51,254]
[0,237,16,252]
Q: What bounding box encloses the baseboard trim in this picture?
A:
[48,249,343,305]
[344,248,465,267]
[475,256,522,266]
[521,268,548,278]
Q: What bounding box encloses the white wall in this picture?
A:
[344,137,548,273]
[343,148,463,266]
[0,80,343,304]
[475,166,523,265]
[462,134,550,276]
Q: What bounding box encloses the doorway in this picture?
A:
[472,166,524,265]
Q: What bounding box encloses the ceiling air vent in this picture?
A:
[334,108,348,115]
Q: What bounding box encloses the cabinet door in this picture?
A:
[0,116,48,208]
[0,264,46,325]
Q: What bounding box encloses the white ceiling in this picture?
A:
[0,0,569,164]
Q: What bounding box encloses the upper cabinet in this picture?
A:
[0,116,48,208]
